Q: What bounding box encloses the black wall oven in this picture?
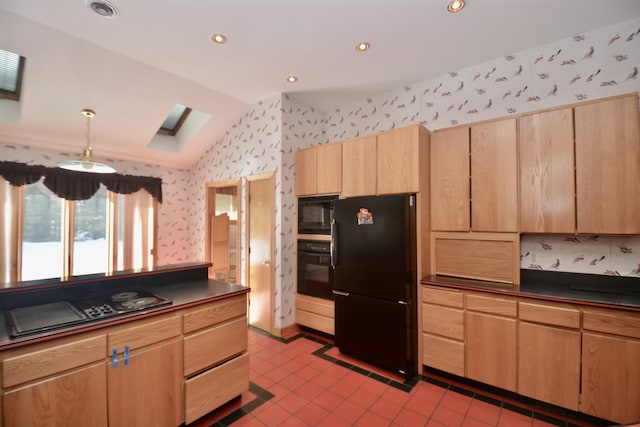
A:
[297,240,333,300]
[298,195,337,235]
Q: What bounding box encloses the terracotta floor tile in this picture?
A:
[230,414,267,426]
[295,380,324,400]
[404,394,438,418]
[381,386,411,407]
[369,396,403,421]
[277,392,310,415]
[309,371,339,389]
[315,388,344,411]
[334,399,368,424]
[279,373,307,392]
[256,403,293,427]
[440,390,473,414]
[466,399,501,425]
[411,381,447,404]
[355,410,393,427]
[315,413,354,427]
[393,407,432,427]
[431,405,466,427]
[462,416,494,427]
[348,387,379,409]
[328,377,361,398]
[295,402,331,426]
[497,409,533,427]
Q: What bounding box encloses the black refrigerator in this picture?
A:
[331,194,417,377]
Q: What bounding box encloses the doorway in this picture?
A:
[246,173,274,333]
[205,179,241,283]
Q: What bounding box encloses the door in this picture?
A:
[247,173,274,333]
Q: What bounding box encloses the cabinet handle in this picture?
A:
[124,346,130,367]
[112,349,118,368]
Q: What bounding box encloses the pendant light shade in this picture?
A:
[58,109,116,174]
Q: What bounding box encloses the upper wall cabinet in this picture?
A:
[430,127,470,231]
[341,124,428,198]
[295,143,342,196]
[341,134,377,198]
[471,118,519,232]
[519,108,575,233]
[574,95,640,234]
[431,119,518,232]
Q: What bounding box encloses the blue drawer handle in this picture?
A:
[124,346,130,367]
[112,349,118,368]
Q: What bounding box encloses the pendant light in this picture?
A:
[58,109,116,174]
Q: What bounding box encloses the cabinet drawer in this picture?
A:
[422,333,464,377]
[184,353,250,424]
[108,315,181,353]
[295,294,334,318]
[296,309,334,335]
[183,295,247,334]
[466,293,517,317]
[184,317,247,376]
[3,335,106,388]
[422,303,464,340]
[422,286,463,308]
[583,309,640,339]
[519,301,580,329]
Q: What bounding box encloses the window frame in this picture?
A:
[0,53,25,101]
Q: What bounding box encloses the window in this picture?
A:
[0,178,156,284]
[158,104,191,136]
[0,49,25,101]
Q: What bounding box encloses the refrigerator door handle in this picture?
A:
[332,290,349,297]
[330,219,337,269]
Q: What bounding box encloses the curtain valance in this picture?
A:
[0,161,163,202]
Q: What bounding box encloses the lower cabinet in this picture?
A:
[421,286,639,424]
[295,294,335,335]
[3,362,107,427]
[0,293,250,427]
[581,309,640,424]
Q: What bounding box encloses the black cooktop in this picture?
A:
[6,290,172,338]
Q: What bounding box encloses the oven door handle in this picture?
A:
[330,219,337,269]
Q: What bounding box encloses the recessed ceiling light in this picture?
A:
[85,0,118,18]
[211,33,227,44]
[287,76,298,83]
[447,0,465,13]
[355,42,370,52]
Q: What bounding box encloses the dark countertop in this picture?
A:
[421,270,640,311]
[0,263,249,350]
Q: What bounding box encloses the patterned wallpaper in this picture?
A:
[1,17,639,330]
[0,143,191,266]
[316,17,640,279]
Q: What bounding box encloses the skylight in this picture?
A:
[158,104,192,136]
[0,49,25,101]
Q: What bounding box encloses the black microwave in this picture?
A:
[298,195,337,235]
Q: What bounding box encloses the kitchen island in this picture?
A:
[0,262,250,426]
[420,270,640,425]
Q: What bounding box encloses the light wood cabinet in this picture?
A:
[519,108,575,233]
[341,124,428,198]
[517,301,581,410]
[465,293,517,392]
[470,118,518,232]
[1,334,108,427]
[295,143,342,196]
[341,134,377,197]
[183,295,249,424]
[295,293,335,335]
[430,127,470,231]
[107,315,182,427]
[574,94,640,234]
[421,286,465,376]
[581,308,640,424]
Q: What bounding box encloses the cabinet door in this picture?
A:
[466,311,517,392]
[341,135,377,197]
[470,119,518,232]
[295,147,317,196]
[376,126,420,195]
[582,333,640,424]
[518,322,580,410]
[3,363,107,427]
[430,127,470,231]
[316,143,342,194]
[519,108,575,233]
[108,339,182,427]
[574,95,640,234]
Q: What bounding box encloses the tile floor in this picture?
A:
[191,328,614,427]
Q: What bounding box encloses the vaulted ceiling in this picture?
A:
[1,0,639,169]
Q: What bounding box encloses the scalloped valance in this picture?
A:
[0,161,162,202]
